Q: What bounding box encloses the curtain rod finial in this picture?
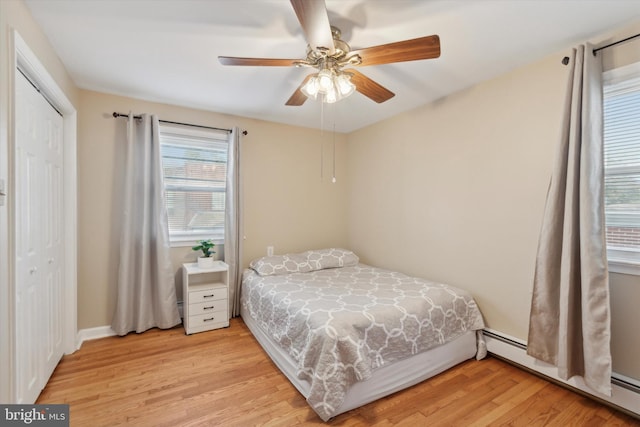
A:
[562,56,570,65]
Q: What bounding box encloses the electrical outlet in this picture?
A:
[267,246,274,257]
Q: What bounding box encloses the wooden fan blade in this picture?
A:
[348,69,395,103]
[218,56,300,67]
[349,35,440,66]
[285,74,317,106]
[290,0,335,54]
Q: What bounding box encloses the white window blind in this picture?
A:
[603,62,640,272]
[159,124,229,243]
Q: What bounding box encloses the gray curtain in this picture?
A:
[527,44,612,396]
[112,113,181,335]
[225,127,243,317]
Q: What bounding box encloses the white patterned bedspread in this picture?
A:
[241,264,485,421]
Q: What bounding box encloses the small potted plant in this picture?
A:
[192,239,216,268]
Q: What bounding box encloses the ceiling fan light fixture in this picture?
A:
[300,69,355,104]
[317,69,334,91]
[335,73,355,97]
[301,76,319,98]
[324,85,338,104]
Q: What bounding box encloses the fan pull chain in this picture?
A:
[320,136,324,182]
[331,101,336,183]
[318,97,337,183]
[332,123,336,183]
[320,96,324,181]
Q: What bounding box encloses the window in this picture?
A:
[159,124,229,244]
[603,62,640,274]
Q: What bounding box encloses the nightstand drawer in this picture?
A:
[190,300,227,316]
[188,287,227,304]
[189,311,229,328]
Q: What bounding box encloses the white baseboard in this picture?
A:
[483,328,640,418]
[75,325,117,350]
[74,303,184,351]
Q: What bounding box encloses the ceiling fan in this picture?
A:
[218,0,440,106]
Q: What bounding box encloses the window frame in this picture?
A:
[158,123,229,247]
[602,61,640,275]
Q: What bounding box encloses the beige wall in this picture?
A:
[347,53,566,339]
[346,34,640,380]
[77,90,348,329]
[610,273,640,380]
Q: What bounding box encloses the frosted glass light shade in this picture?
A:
[317,69,333,91]
[325,85,337,103]
[301,76,319,98]
[336,73,355,97]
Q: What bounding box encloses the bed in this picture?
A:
[240,248,486,421]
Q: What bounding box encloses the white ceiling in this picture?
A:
[24,0,640,133]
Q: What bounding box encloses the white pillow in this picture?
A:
[249,253,312,276]
[249,248,359,276]
[305,248,359,270]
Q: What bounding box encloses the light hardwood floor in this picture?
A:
[37,318,639,426]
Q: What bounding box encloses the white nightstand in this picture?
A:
[182,261,229,335]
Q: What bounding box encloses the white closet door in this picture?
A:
[15,70,65,403]
[41,83,65,383]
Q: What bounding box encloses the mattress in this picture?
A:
[242,305,482,418]
[240,250,486,420]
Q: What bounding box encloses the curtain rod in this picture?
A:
[593,32,640,55]
[112,112,247,135]
[561,32,640,65]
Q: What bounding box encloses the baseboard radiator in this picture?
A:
[482,329,640,418]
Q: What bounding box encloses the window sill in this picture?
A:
[608,259,640,276]
[170,238,224,249]
[607,246,640,275]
